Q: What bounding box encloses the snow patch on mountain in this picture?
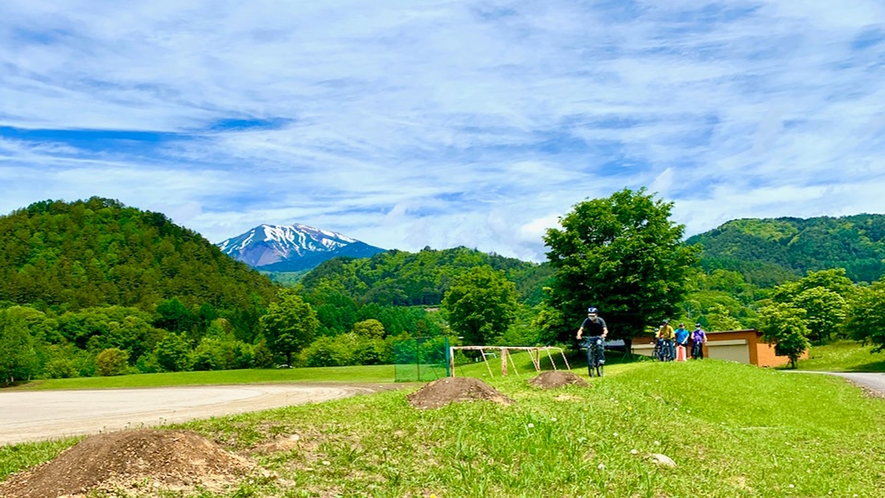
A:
[217,223,378,270]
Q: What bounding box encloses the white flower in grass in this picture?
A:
[322,460,331,466]
[630,449,638,455]
[613,432,618,437]
[654,441,661,446]
[551,417,557,422]
[527,423,535,429]
[788,484,794,489]
[597,463,605,470]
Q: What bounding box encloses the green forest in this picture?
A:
[2,197,885,384]
[687,214,885,285]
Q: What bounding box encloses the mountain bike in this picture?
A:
[581,336,605,377]
[656,339,674,362]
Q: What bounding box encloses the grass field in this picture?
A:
[11,364,397,390]
[796,340,885,372]
[3,358,884,497]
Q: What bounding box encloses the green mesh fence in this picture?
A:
[394,336,451,382]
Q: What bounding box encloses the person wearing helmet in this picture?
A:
[655,319,675,361]
[674,322,689,361]
[691,323,707,359]
[577,307,608,376]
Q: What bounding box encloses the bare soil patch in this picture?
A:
[527,371,589,389]
[406,377,514,410]
[0,429,255,498]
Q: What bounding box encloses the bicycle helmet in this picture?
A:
[587,307,598,314]
[662,319,669,324]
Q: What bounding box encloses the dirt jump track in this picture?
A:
[0,383,391,446]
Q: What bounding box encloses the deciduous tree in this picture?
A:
[442,266,518,345]
[0,308,38,384]
[844,283,885,350]
[260,289,319,366]
[95,347,129,376]
[760,303,810,368]
[543,188,699,348]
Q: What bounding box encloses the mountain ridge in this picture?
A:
[216,223,385,271]
[686,213,885,285]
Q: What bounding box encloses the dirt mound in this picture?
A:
[406,377,514,410]
[527,371,589,389]
[0,429,254,498]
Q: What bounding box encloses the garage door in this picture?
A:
[707,339,750,364]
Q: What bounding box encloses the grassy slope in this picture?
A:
[3,360,884,497]
[796,340,885,372]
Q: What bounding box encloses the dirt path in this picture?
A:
[0,383,389,446]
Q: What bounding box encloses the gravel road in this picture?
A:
[826,372,885,395]
[0,383,386,446]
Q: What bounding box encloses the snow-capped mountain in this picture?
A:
[216,224,385,271]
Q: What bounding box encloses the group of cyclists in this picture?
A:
[575,308,709,377]
[654,318,707,362]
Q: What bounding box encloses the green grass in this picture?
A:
[4,359,884,497]
[796,340,885,372]
[12,365,397,390]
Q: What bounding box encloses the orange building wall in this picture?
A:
[755,342,809,368]
[704,329,807,367]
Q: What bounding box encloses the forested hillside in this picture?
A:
[0,198,283,383]
[0,197,277,315]
[299,246,553,306]
[687,214,885,286]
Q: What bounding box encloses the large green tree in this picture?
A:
[260,289,319,366]
[844,283,885,350]
[442,266,518,345]
[0,307,39,384]
[543,188,699,347]
[759,303,811,368]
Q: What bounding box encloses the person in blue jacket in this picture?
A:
[674,322,690,360]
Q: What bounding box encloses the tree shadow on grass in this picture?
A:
[845,359,885,372]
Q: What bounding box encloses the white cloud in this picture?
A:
[0,0,884,261]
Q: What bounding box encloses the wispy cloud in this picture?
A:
[1,0,884,261]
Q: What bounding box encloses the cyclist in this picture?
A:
[675,322,690,361]
[655,319,675,361]
[691,323,707,359]
[577,307,608,376]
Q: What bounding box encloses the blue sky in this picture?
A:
[2,1,884,262]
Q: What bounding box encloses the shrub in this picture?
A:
[95,348,130,376]
[302,335,354,367]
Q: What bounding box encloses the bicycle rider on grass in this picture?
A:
[577,307,608,377]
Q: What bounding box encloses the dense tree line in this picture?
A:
[299,246,552,307]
